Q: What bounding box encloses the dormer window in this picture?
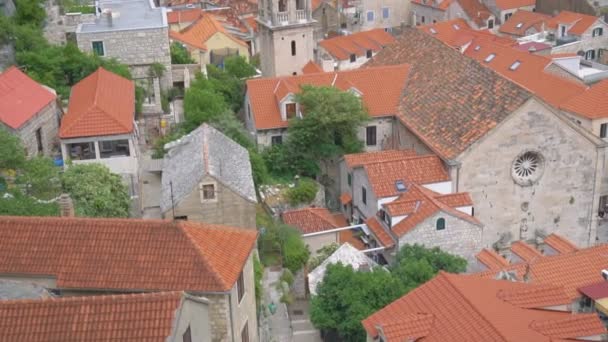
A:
[285,103,297,119]
[474,45,480,51]
[484,53,496,63]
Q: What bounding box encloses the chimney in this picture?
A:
[58,194,75,217]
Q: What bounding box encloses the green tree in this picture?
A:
[0,128,25,170]
[170,42,195,64]
[17,157,61,199]
[224,55,256,79]
[308,243,340,270]
[13,0,46,27]
[311,264,405,341]
[183,87,228,131]
[61,163,131,218]
[280,224,310,273]
[0,192,59,216]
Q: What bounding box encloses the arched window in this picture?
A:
[291,41,296,56]
[436,217,445,230]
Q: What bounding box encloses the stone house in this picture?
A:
[545,11,608,62]
[362,272,607,341]
[483,0,536,25]
[356,0,411,32]
[76,0,172,114]
[316,29,394,71]
[244,64,409,150]
[0,216,259,342]
[535,0,608,22]
[411,0,496,29]
[169,14,250,68]
[0,67,60,157]
[367,28,608,249]
[0,292,213,341]
[59,68,139,181]
[311,0,343,41]
[498,10,551,37]
[338,149,480,262]
[161,124,257,229]
[560,79,608,145]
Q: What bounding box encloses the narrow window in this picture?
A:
[183,326,192,342]
[421,15,425,24]
[291,40,296,56]
[241,321,249,342]
[366,49,372,58]
[601,123,607,138]
[349,54,356,62]
[237,272,245,302]
[472,207,475,217]
[366,126,377,146]
[279,0,286,11]
[488,19,494,29]
[271,135,283,145]
[347,172,352,186]
[593,27,603,37]
[382,7,389,19]
[504,12,512,22]
[201,183,216,200]
[436,217,446,230]
[367,11,374,22]
[92,41,105,56]
[361,186,367,205]
[285,103,297,119]
[35,128,43,154]
[585,49,596,60]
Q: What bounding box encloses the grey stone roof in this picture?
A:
[160,124,257,213]
[77,0,167,33]
[0,280,51,300]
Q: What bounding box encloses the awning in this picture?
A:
[340,192,352,205]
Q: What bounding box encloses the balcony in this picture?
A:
[276,11,289,24]
[296,9,307,22]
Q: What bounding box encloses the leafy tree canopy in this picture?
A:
[0,128,26,169]
[224,55,257,79]
[170,42,195,65]
[61,163,131,218]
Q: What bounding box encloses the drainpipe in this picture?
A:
[229,292,235,342]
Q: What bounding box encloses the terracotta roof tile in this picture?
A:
[363,272,606,341]
[543,233,578,254]
[377,313,435,341]
[477,244,608,299]
[169,14,247,51]
[499,10,551,36]
[495,0,535,10]
[511,241,543,262]
[561,79,608,119]
[420,19,516,48]
[283,207,344,234]
[578,281,608,300]
[411,0,453,11]
[463,38,586,108]
[339,192,352,204]
[476,248,510,270]
[547,11,599,36]
[246,64,410,130]
[365,217,395,248]
[0,216,257,292]
[496,284,572,308]
[166,8,203,24]
[0,292,185,341]
[367,28,532,160]
[434,193,472,207]
[60,68,134,139]
[364,155,449,197]
[319,29,395,60]
[0,66,56,129]
[343,149,417,168]
[456,0,493,27]
[530,314,607,339]
[302,60,324,74]
[514,41,552,52]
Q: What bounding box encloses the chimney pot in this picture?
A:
[58,194,75,217]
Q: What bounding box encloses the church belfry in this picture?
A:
[257,0,315,76]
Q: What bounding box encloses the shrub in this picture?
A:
[170,42,195,64]
[281,224,310,273]
[254,255,264,308]
[286,177,318,206]
[280,268,294,286]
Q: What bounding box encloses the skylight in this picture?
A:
[452,24,460,30]
[509,60,521,70]
[484,53,496,62]
[395,180,407,192]
[430,28,437,34]
[515,22,523,29]
[474,45,481,51]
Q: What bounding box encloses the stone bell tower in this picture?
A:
[257,0,315,76]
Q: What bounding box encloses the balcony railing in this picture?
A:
[296,9,307,21]
[276,11,288,23]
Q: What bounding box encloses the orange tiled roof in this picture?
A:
[283,207,344,234]
[495,0,535,10]
[364,155,449,197]
[319,29,395,60]
[434,193,472,207]
[169,14,248,51]
[456,0,493,27]
[561,79,608,119]
[464,38,586,108]
[421,19,516,48]
[547,11,599,36]
[302,60,324,74]
[166,8,203,24]
[477,244,608,299]
[365,217,395,248]
[246,64,410,130]
[0,292,185,341]
[411,0,453,11]
[496,283,572,308]
[378,313,435,341]
[367,28,532,160]
[476,248,510,270]
[339,192,352,205]
[60,68,134,139]
[0,216,257,292]
[543,233,578,254]
[363,272,606,341]
[511,241,543,262]
[499,10,551,36]
[343,149,417,168]
[382,184,480,237]
[0,66,56,130]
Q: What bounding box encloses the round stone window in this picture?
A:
[511,151,544,186]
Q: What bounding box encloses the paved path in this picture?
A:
[263,268,292,342]
[289,300,322,342]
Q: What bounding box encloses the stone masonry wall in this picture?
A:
[13,101,60,157]
[458,99,602,248]
[204,293,231,342]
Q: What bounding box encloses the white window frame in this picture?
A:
[92,40,105,56]
[199,181,218,203]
